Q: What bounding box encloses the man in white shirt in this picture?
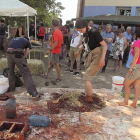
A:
[65,29,83,76]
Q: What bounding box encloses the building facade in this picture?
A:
[77,0,140,17]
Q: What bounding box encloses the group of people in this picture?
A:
[1,17,140,107]
[43,18,140,107]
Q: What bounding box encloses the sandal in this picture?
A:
[40,74,48,79]
[56,78,61,82]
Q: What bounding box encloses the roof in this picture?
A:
[0,0,37,17]
[85,0,140,6]
[72,14,140,25]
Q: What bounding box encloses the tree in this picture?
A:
[5,0,65,27]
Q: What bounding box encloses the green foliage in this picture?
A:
[4,0,65,27]
[121,92,134,99]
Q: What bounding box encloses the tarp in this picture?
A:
[0,0,37,17]
[72,14,140,25]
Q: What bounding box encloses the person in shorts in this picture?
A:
[74,19,107,103]
[43,20,63,81]
[65,29,83,76]
[118,29,140,108]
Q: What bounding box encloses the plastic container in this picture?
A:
[45,33,49,41]
[6,98,16,118]
[112,76,124,92]
[28,115,50,127]
[0,75,9,94]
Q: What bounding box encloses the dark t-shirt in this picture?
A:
[29,25,35,37]
[88,28,103,50]
[15,27,25,37]
[8,37,31,49]
[0,24,7,35]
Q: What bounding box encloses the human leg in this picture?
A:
[7,54,16,91]
[55,63,61,79]
[76,61,80,72]
[70,60,75,70]
[118,78,135,106]
[75,48,81,72]
[70,47,75,70]
[130,80,140,108]
[15,55,37,94]
[45,62,53,77]
[102,50,110,71]
[118,60,122,71]
[114,59,118,71]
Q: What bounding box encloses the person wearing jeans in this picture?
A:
[102,24,115,72]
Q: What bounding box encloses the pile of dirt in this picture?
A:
[47,91,106,113]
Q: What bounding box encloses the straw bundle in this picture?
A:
[0,58,45,75]
[28,49,45,60]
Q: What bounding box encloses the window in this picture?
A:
[117,8,131,16]
[137,8,140,16]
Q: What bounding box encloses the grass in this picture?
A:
[121,92,134,99]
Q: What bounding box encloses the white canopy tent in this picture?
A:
[0,0,37,39]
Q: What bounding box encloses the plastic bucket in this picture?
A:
[0,76,9,94]
[112,76,124,92]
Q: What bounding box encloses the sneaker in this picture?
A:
[101,69,105,73]
[73,72,80,76]
[65,69,73,73]
[29,91,41,98]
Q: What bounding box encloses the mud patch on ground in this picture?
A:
[47,92,106,113]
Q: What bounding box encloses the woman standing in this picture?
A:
[15,26,25,37]
[113,29,127,71]
[119,29,140,108]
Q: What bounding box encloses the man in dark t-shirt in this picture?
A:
[7,36,40,98]
[0,19,7,52]
[74,19,107,103]
[29,22,35,40]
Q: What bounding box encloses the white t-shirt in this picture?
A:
[70,30,83,48]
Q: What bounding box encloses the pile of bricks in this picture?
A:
[0,121,29,140]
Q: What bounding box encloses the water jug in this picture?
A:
[28,115,50,127]
[6,98,16,118]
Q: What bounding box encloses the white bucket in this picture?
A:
[0,76,9,94]
[112,76,124,92]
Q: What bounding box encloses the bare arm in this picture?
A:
[25,48,29,59]
[51,41,58,50]
[19,27,22,37]
[100,40,107,60]
[130,47,139,69]
[123,37,127,51]
[104,38,113,43]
